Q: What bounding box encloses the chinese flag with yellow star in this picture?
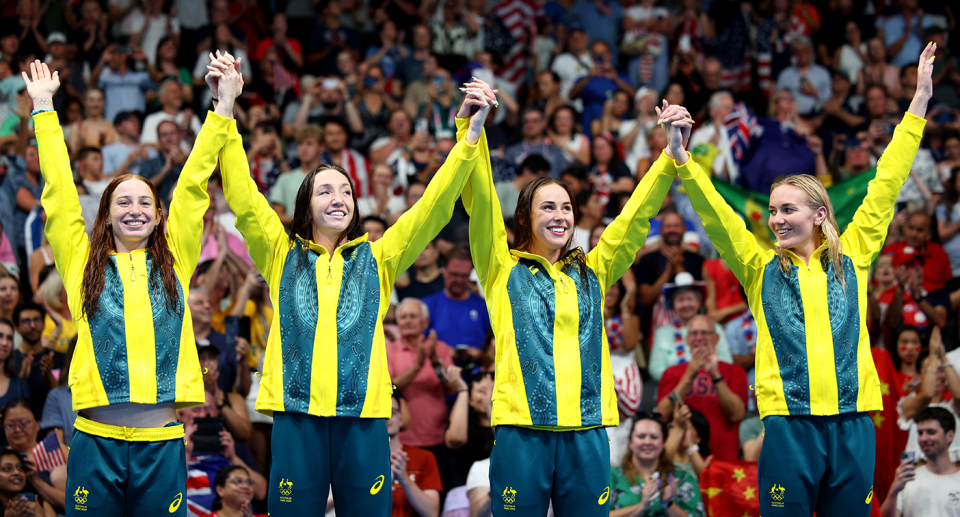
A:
[700,460,760,517]
[870,346,907,508]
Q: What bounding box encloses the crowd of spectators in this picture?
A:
[0,0,959,514]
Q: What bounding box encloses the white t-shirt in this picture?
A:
[551,52,592,111]
[897,392,960,463]
[618,119,653,176]
[108,0,143,37]
[466,458,490,491]
[896,466,960,517]
[356,195,406,219]
[571,226,592,253]
[175,0,208,30]
[140,110,202,145]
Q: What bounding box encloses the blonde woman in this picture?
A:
[665,44,937,516]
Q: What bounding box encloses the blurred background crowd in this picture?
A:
[0,0,959,514]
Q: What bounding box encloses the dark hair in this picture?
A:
[361,215,387,233]
[1,398,34,423]
[322,117,349,135]
[112,110,141,128]
[58,96,83,125]
[445,246,473,265]
[156,34,180,65]
[944,166,960,223]
[539,70,561,84]
[915,406,956,435]
[0,318,14,377]
[60,336,77,387]
[548,105,580,137]
[290,165,364,253]
[12,301,44,327]
[865,83,888,98]
[888,325,923,371]
[77,146,102,162]
[518,154,551,177]
[575,189,597,217]
[687,407,711,457]
[81,175,181,320]
[592,132,624,170]
[560,165,588,182]
[211,465,250,511]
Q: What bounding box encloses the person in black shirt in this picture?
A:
[11,302,63,419]
[396,239,445,301]
[444,368,494,487]
[634,211,707,336]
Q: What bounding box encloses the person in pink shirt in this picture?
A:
[386,297,464,491]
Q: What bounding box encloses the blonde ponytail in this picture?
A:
[770,175,845,286]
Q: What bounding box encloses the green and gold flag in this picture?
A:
[709,170,877,249]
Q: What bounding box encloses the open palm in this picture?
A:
[915,42,936,101]
[21,60,60,106]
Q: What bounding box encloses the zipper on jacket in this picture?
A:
[130,253,147,402]
[810,265,826,415]
[558,274,571,425]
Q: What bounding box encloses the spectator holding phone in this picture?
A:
[896,327,960,464]
[882,407,960,517]
[197,344,252,443]
[1,400,65,514]
[0,448,55,517]
[180,390,266,517]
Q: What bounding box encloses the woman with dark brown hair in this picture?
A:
[462,87,694,516]
[22,56,243,516]
[609,413,705,516]
[212,50,497,516]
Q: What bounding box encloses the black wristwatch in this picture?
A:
[712,375,725,384]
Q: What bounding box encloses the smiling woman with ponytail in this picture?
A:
[23,56,244,516]
[665,43,939,517]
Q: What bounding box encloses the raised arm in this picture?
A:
[457,83,508,294]
[165,54,242,278]
[664,102,765,286]
[375,85,494,279]
[24,61,89,296]
[842,43,933,259]
[587,152,678,291]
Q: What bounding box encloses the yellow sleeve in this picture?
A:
[841,113,926,259]
[166,111,230,278]
[35,111,88,300]
[457,118,507,295]
[587,152,676,291]
[219,120,288,280]
[676,155,765,287]
[374,120,479,278]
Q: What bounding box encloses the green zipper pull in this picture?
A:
[327,265,333,284]
[129,253,136,282]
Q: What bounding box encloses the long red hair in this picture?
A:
[81,175,181,319]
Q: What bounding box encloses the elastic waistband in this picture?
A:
[762,412,870,424]
[74,417,185,442]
